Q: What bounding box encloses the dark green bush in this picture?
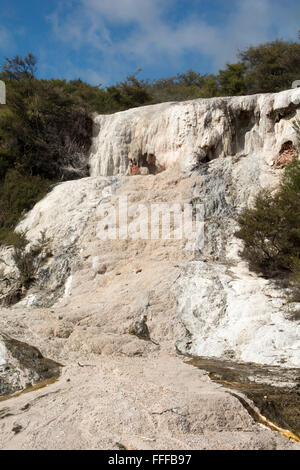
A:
[236,179,300,276]
[0,54,94,245]
[11,230,50,290]
[239,40,300,94]
[0,230,51,305]
[236,136,300,299]
[0,169,52,244]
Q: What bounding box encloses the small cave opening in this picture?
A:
[274,141,298,167]
[195,143,221,166]
[139,153,158,174]
[129,153,165,175]
[196,148,214,165]
[269,103,298,124]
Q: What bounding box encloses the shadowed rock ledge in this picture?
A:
[0,332,60,397]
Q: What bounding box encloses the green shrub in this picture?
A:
[0,169,52,245]
[236,177,300,276]
[236,130,300,300]
[239,40,300,94]
[0,54,95,246]
[12,232,49,289]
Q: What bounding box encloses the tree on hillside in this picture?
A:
[149,71,218,102]
[106,71,151,111]
[1,53,37,81]
[236,121,300,300]
[238,40,300,94]
[0,55,94,244]
[218,63,247,96]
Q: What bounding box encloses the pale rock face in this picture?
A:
[174,151,300,367]
[1,91,300,450]
[0,246,18,277]
[176,261,300,367]
[17,176,119,247]
[0,340,7,366]
[1,89,300,366]
[13,176,119,307]
[89,88,300,176]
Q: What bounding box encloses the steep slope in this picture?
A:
[8,88,299,366]
[0,169,298,449]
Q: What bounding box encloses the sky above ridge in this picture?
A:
[0,0,299,86]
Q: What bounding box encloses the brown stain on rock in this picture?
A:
[274,141,298,168]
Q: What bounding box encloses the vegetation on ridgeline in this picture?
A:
[0,54,94,244]
[0,34,299,247]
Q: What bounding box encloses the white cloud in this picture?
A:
[82,0,168,24]
[47,0,300,80]
[0,25,14,53]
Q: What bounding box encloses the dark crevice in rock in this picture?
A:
[230,109,258,155]
[268,102,298,123]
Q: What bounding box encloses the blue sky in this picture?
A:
[0,0,299,86]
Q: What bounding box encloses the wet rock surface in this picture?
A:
[0,332,61,397]
[188,356,300,441]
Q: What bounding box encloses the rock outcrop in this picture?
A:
[2,88,298,365]
[0,89,300,449]
[12,176,119,307]
[0,333,60,396]
[89,89,300,176]
[175,155,300,367]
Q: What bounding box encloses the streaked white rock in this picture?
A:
[1,89,300,366]
[176,261,300,367]
[17,176,119,247]
[89,89,300,176]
